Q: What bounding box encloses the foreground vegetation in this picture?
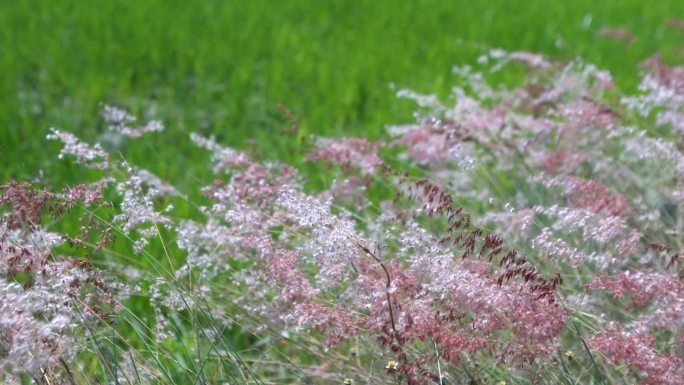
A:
[2,49,683,384]
[2,2,684,384]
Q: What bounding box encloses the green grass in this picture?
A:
[2,0,684,190]
[2,3,683,382]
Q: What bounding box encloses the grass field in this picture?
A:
[1,2,684,384]
[2,0,684,188]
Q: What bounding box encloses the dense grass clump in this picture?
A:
[1,48,682,384]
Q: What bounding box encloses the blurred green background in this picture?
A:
[2,0,684,189]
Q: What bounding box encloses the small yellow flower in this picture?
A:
[565,350,575,359]
[386,360,399,370]
[498,381,506,385]
[343,379,355,385]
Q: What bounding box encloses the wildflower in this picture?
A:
[101,105,164,138]
[46,128,110,169]
[189,132,250,172]
[509,51,551,69]
[589,328,684,384]
[0,180,120,377]
[388,125,455,167]
[386,360,399,371]
[586,271,680,308]
[343,379,355,385]
[541,176,628,217]
[305,137,383,174]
